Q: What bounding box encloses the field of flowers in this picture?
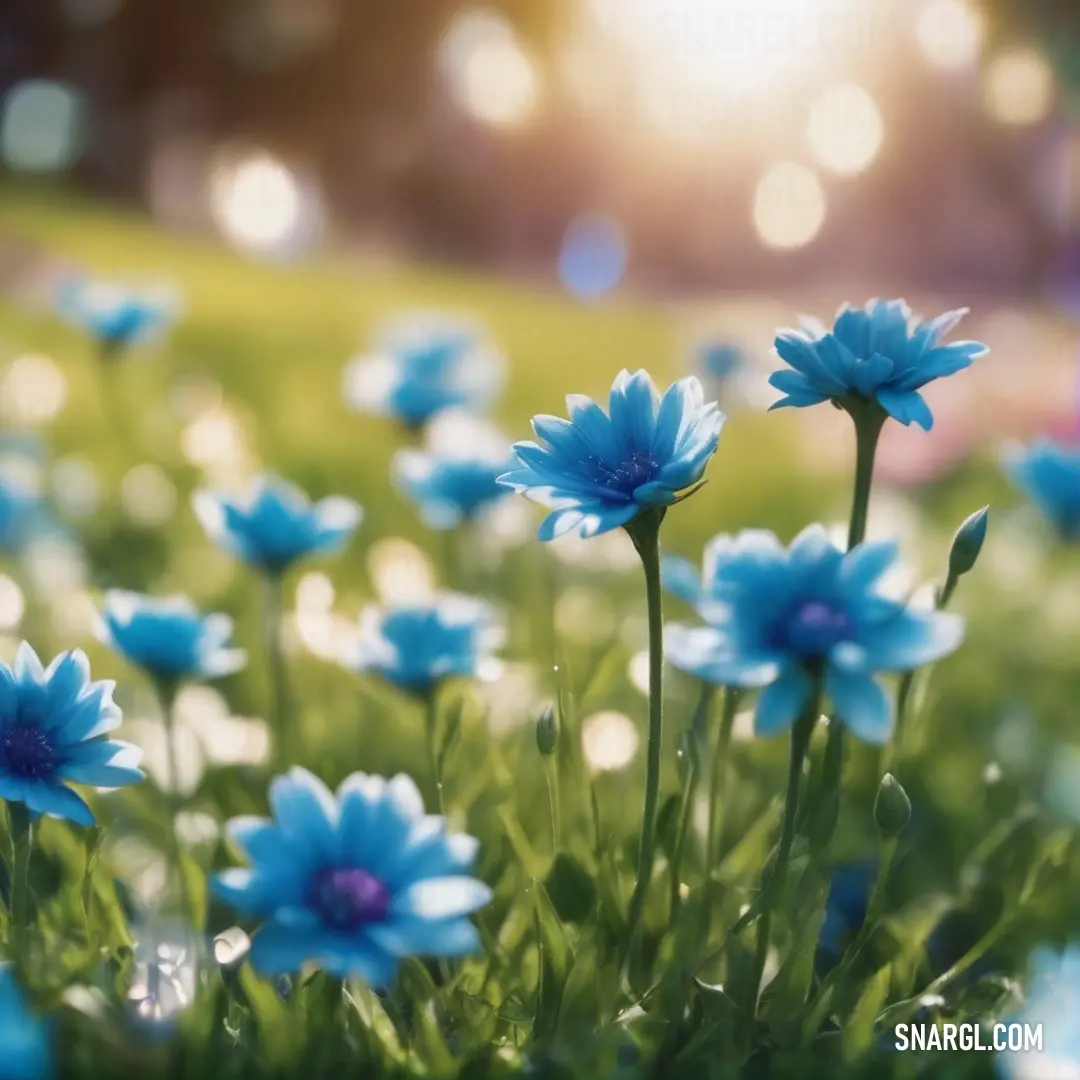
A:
[0,184,1078,1079]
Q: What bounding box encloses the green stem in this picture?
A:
[802,837,897,1036]
[543,758,561,856]
[703,687,739,929]
[152,679,194,930]
[425,695,446,817]
[669,683,713,922]
[745,683,821,1018]
[624,515,666,954]
[260,574,293,771]
[846,405,885,550]
[8,803,32,962]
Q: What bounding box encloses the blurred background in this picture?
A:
[0,0,1079,977]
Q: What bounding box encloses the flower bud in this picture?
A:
[874,773,911,837]
[948,506,989,580]
[535,703,559,757]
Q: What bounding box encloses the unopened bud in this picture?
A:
[948,506,989,580]
[874,773,911,837]
[536,704,558,757]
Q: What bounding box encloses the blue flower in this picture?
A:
[769,299,988,431]
[0,644,143,827]
[697,340,747,384]
[998,946,1080,1078]
[1003,438,1080,541]
[193,475,362,574]
[344,594,503,697]
[393,413,513,529]
[498,370,724,540]
[213,767,492,982]
[0,475,41,555]
[97,591,247,683]
[343,312,504,428]
[663,526,963,742]
[56,276,178,354]
[0,966,53,1080]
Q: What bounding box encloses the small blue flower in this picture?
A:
[769,299,988,431]
[213,767,492,983]
[0,475,41,554]
[0,643,143,827]
[56,276,179,354]
[816,862,875,973]
[697,339,747,384]
[499,370,724,540]
[393,413,513,529]
[1003,438,1080,541]
[0,966,53,1080]
[343,312,504,428]
[193,475,362,574]
[663,526,963,742]
[998,946,1080,1078]
[344,594,503,697]
[97,591,247,683]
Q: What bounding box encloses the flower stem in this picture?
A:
[260,573,294,771]
[846,405,885,550]
[425,695,446,817]
[669,682,713,923]
[543,757,561,856]
[8,803,33,963]
[625,512,666,955]
[745,682,822,1019]
[702,686,739,938]
[152,679,194,930]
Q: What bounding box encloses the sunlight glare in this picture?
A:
[806,84,884,176]
[753,162,827,249]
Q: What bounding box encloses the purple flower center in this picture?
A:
[308,867,390,929]
[594,451,657,496]
[0,724,58,779]
[785,600,852,656]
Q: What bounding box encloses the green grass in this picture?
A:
[0,183,1074,1079]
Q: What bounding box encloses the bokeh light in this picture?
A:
[367,538,436,605]
[0,355,68,426]
[440,9,539,129]
[983,49,1055,127]
[806,84,884,177]
[581,710,639,773]
[0,575,25,632]
[558,214,628,301]
[753,162,827,249]
[0,80,86,173]
[121,464,178,527]
[208,150,323,258]
[915,0,984,71]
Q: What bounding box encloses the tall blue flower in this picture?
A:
[498,370,724,540]
[343,312,504,428]
[0,966,53,1080]
[344,594,503,697]
[1002,438,1080,541]
[97,591,247,683]
[393,412,513,529]
[193,475,362,574]
[769,299,988,431]
[56,276,178,356]
[666,526,963,742]
[213,767,492,982]
[0,644,143,827]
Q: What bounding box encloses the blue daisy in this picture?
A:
[56,276,178,355]
[344,594,503,697]
[0,966,53,1080]
[343,312,504,428]
[193,475,362,574]
[769,299,988,431]
[498,370,724,540]
[97,591,247,683]
[213,767,492,983]
[0,644,143,827]
[1003,438,1080,541]
[663,526,964,743]
[392,413,513,529]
